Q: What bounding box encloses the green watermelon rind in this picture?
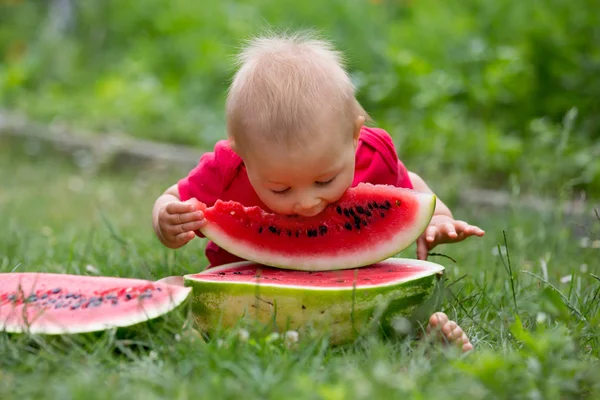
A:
[0,273,192,336]
[199,188,437,272]
[183,258,445,345]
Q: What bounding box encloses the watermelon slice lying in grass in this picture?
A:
[184,258,444,345]
[0,273,191,335]
[197,183,436,271]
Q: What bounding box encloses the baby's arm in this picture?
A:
[152,184,206,249]
[408,171,485,260]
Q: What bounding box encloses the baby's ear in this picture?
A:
[228,138,237,152]
[353,116,365,147]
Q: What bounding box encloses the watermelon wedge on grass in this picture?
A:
[0,273,191,335]
[184,258,445,345]
[197,183,436,271]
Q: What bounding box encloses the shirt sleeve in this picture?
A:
[177,142,228,207]
[355,127,413,188]
[396,159,413,189]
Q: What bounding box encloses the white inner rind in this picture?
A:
[200,192,436,271]
[184,257,445,290]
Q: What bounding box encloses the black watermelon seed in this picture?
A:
[41,293,48,299]
[295,231,299,238]
[362,220,367,226]
[365,210,372,217]
[343,209,350,218]
[373,202,379,209]
[356,206,364,214]
[51,288,61,294]
[336,206,342,215]
[233,271,241,275]
[380,212,385,218]
[384,200,392,209]
[65,294,73,299]
[344,222,352,230]
[353,216,362,230]
[349,208,356,217]
[287,229,292,236]
[258,226,263,234]
[268,226,277,233]
[125,294,133,300]
[71,303,80,310]
[319,226,328,235]
[157,287,162,292]
[218,272,225,276]
[368,203,373,210]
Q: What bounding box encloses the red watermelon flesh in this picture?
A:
[197,183,436,271]
[192,259,434,289]
[0,273,191,334]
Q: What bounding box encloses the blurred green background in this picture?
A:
[1,0,599,196]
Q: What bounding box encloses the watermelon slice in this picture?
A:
[198,183,436,271]
[0,273,191,334]
[184,257,444,345]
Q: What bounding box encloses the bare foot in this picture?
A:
[426,312,473,353]
[156,276,184,286]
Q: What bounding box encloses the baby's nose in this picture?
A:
[295,197,321,216]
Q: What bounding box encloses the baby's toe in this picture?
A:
[427,312,449,332]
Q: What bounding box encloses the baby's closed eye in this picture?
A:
[315,176,336,186]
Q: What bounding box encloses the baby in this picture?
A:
[152,33,484,352]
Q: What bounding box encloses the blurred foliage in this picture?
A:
[1,0,599,195]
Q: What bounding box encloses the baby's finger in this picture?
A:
[165,220,206,237]
[460,224,485,237]
[425,226,438,242]
[444,223,458,238]
[166,210,204,225]
[166,201,196,215]
[416,236,430,260]
[173,231,196,245]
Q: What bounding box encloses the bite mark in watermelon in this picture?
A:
[197,183,436,271]
[0,273,191,334]
[184,257,444,344]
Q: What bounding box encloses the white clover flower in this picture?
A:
[284,330,299,344]
[536,312,547,324]
[85,264,100,274]
[238,329,250,342]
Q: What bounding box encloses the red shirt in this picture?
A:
[178,126,413,267]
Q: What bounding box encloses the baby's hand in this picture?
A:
[157,198,206,248]
[416,215,485,260]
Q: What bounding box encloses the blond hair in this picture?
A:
[226,32,368,152]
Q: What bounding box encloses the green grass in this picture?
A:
[1,141,600,399]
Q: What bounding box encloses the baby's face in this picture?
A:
[243,132,357,217]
